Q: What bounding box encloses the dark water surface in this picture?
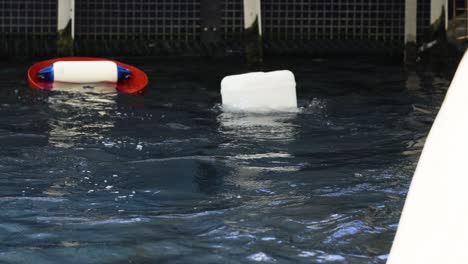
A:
[0,58,449,263]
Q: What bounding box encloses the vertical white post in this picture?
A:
[431,0,448,29]
[243,0,262,36]
[58,0,74,39]
[405,0,417,44]
[243,0,263,65]
[71,0,75,39]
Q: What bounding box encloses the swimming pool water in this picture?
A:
[0,57,449,263]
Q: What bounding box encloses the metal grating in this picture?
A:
[417,0,431,42]
[75,0,201,41]
[0,0,437,56]
[453,0,467,42]
[221,0,244,39]
[261,0,405,42]
[0,0,57,57]
[0,0,57,36]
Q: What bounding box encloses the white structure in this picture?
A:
[388,51,468,263]
[243,0,262,35]
[404,0,448,45]
[52,61,121,83]
[221,70,297,111]
[405,0,417,44]
[431,0,448,29]
[58,0,75,38]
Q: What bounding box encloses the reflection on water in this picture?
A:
[218,111,298,141]
[0,58,450,263]
[46,83,117,148]
[51,82,117,94]
[218,111,303,193]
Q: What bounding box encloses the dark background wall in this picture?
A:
[0,0,57,56]
[0,0,441,57]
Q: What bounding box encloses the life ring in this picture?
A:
[28,57,148,94]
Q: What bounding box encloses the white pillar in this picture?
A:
[431,0,448,29]
[58,0,75,38]
[405,0,417,44]
[243,0,263,65]
[243,0,262,35]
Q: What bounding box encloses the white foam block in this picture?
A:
[221,70,297,111]
[54,61,118,83]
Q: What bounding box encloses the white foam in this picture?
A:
[247,252,276,262]
[221,70,297,111]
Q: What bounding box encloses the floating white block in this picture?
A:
[221,70,297,111]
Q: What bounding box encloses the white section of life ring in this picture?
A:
[53,61,118,83]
